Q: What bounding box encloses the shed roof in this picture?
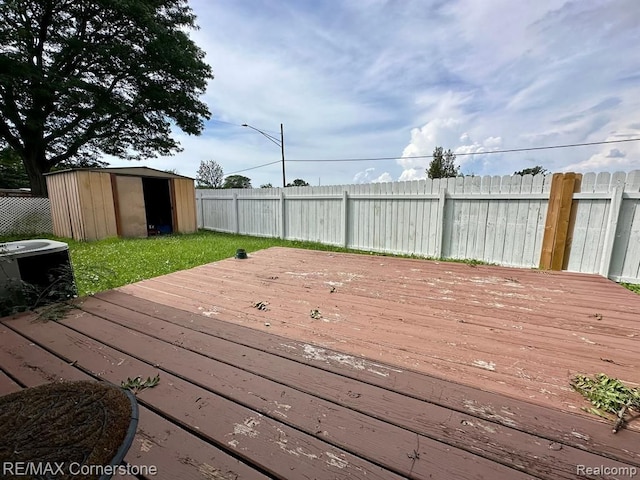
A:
[44,166,193,180]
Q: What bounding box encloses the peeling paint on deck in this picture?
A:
[233,417,261,438]
[299,344,402,377]
[325,452,349,469]
[138,438,153,452]
[198,463,236,480]
[570,431,591,441]
[463,399,518,428]
[472,360,496,371]
[274,428,319,459]
[271,400,292,418]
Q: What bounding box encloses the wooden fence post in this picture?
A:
[562,174,583,270]
[539,172,581,270]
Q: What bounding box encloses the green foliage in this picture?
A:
[286,179,310,187]
[515,166,548,176]
[427,147,459,179]
[0,148,29,189]
[196,160,223,188]
[260,183,274,188]
[52,158,109,171]
[0,0,213,195]
[223,175,252,189]
[0,256,77,318]
[622,283,640,295]
[121,374,160,395]
[0,232,504,299]
[0,147,107,191]
[571,373,640,432]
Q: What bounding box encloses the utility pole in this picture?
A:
[242,122,286,188]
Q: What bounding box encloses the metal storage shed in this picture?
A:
[44,167,197,241]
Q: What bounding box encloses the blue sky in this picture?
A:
[109,0,640,186]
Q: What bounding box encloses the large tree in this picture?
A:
[0,146,106,189]
[0,0,213,196]
[286,178,310,187]
[514,166,548,176]
[196,159,223,188]
[0,147,29,189]
[426,147,459,179]
[222,175,251,189]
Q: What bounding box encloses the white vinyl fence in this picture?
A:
[567,171,640,282]
[0,196,53,236]
[197,171,640,283]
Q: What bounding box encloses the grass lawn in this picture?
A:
[0,231,364,297]
[2,230,639,297]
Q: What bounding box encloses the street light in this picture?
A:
[242,123,286,187]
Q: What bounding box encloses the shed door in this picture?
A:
[171,178,197,233]
[114,176,147,237]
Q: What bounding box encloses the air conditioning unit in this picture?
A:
[0,239,77,314]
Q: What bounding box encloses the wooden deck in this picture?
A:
[1,246,639,479]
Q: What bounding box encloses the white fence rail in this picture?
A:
[0,196,53,236]
[196,171,640,283]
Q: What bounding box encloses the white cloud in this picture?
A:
[399,168,421,181]
[563,136,640,173]
[483,137,502,148]
[114,0,640,185]
[353,168,393,184]
[562,152,637,173]
[374,172,393,183]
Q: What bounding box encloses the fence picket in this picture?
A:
[187,171,639,283]
[609,172,637,278]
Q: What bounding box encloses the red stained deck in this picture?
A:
[1,246,639,479]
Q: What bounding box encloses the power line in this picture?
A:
[209,119,246,127]
[225,160,280,176]
[285,137,640,163]
[221,137,640,176]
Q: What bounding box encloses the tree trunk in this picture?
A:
[22,149,50,197]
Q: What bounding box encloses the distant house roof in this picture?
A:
[44,166,193,180]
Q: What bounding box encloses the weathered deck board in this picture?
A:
[3,317,408,480]
[0,325,269,480]
[146,267,640,361]
[3,246,640,480]
[123,406,271,480]
[166,255,640,339]
[57,306,540,479]
[119,248,640,421]
[0,369,21,395]
[89,291,640,469]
